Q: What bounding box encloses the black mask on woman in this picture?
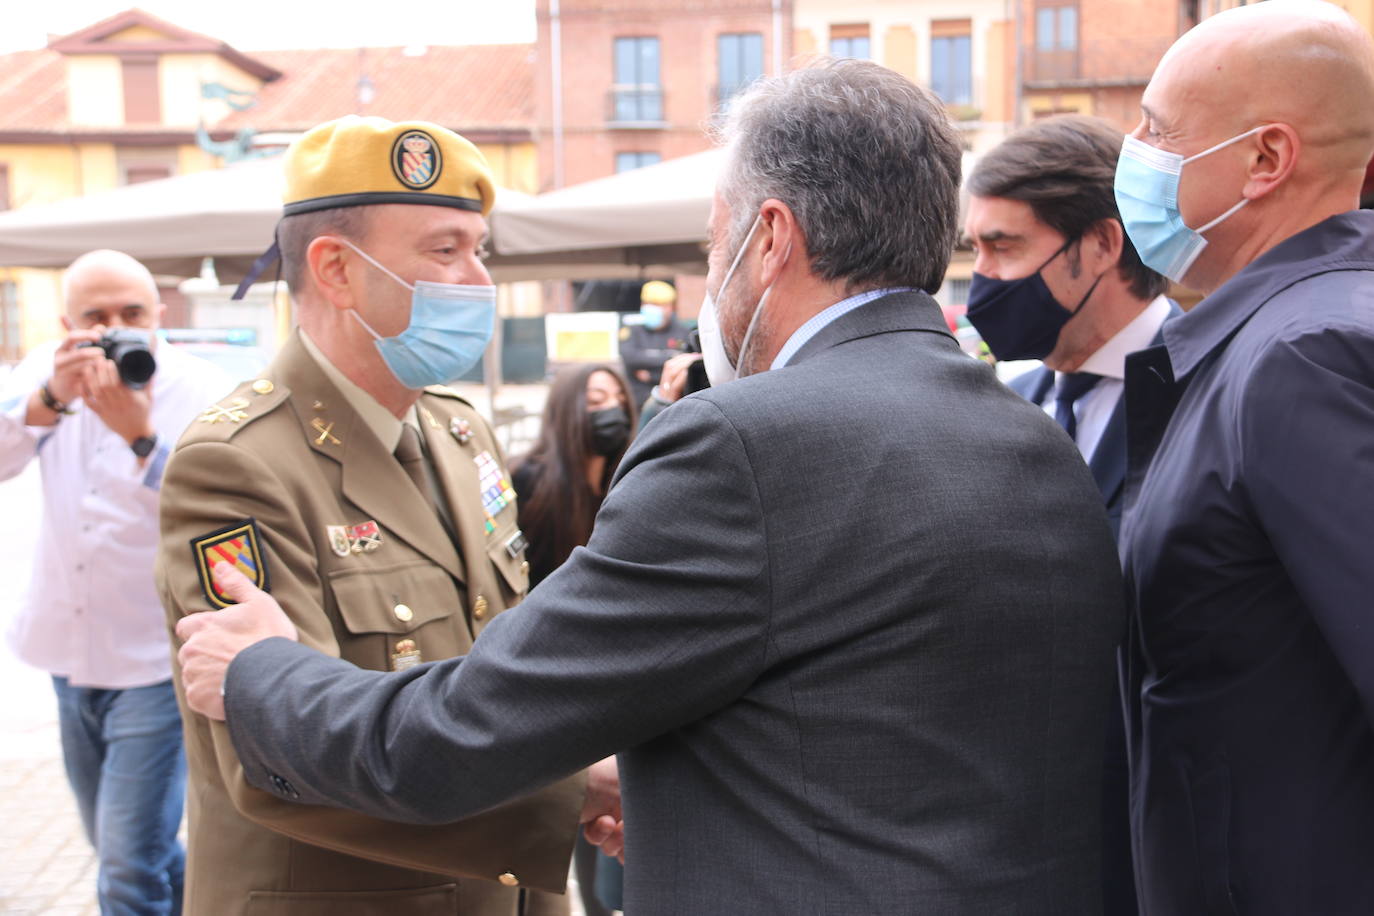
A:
[965,239,1103,362]
[589,406,631,456]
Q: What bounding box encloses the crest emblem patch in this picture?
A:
[190,519,270,609]
[391,130,442,190]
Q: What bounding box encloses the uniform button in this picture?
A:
[393,604,414,623]
[519,561,529,577]
[498,873,518,887]
[472,596,488,620]
[251,379,274,395]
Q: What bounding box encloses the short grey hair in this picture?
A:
[716,58,963,294]
[277,205,374,296]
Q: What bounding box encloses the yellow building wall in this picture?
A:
[983,19,1013,124]
[1025,91,1093,122]
[793,27,819,63]
[66,57,123,127]
[882,25,918,82]
[1,267,65,351]
[177,144,221,176]
[105,25,169,43]
[161,53,266,127]
[477,141,539,194]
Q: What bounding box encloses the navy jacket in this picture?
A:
[1120,211,1374,915]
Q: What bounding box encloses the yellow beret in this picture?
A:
[640,280,677,305]
[282,116,495,217]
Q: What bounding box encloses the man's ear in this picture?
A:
[757,199,800,288]
[1085,217,1126,273]
[1244,123,1300,201]
[306,236,357,313]
[60,314,73,332]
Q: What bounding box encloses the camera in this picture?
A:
[680,329,710,395]
[78,329,157,389]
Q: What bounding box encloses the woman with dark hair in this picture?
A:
[512,364,636,587]
[511,364,634,914]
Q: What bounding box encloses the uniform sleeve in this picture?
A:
[1240,328,1374,721]
[224,395,772,825]
[156,438,583,891]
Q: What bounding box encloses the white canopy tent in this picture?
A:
[0,149,723,283]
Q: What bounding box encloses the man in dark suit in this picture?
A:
[964,115,1174,540]
[172,60,1125,914]
[1112,4,1374,913]
[964,115,1175,916]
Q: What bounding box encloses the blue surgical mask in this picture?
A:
[339,239,496,389]
[966,240,1103,362]
[1114,126,1264,284]
[639,304,667,329]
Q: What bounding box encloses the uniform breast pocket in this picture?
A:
[487,529,530,605]
[329,564,471,671]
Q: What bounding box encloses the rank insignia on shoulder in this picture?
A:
[199,398,250,424]
[191,519,270,609]
[450,417,473,445]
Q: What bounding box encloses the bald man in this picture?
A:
[0,250,231,914]
[1113,3,1374,913]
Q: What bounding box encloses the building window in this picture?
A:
[121,56,161,124]
[0,280,20,362]
[611,37,663,124]
[117,149,177,187]
[930,20,973,106]
[0,164,9,211]
[829,24,870,60]
[615,151,662,173]
[717,32,764,107]
[1034,1,1079,81]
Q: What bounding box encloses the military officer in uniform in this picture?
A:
[154,117,609,915]
[618,280,689,406]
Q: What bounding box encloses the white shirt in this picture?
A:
[771,288,919,370]
[1041,295,1172,461]
[0,340,231,688]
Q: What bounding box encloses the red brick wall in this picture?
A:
[535,0,791,190]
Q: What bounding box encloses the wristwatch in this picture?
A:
[130,434,158,459]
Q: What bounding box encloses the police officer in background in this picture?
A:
[154,116,616,915]
[618,279,690,405]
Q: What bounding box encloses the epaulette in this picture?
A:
[422,384,474,408]
[182,376,290,443]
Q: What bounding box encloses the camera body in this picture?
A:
[78,329,157,389]
[679,329,710,395]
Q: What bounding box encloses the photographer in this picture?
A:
[0,249,228,915]
[636,332,706,430]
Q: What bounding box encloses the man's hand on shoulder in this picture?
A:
[176,562,299,721]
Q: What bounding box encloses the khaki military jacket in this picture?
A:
[155,333,584,916]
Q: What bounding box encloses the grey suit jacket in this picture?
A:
[227,291,1124,915]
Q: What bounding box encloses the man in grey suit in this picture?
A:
[175,60,1124,914]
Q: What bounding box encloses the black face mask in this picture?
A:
[965,240,1102,362]
[589,406,630,456]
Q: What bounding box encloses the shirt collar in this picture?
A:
[299,330,404,452]
[1164,210,1374,379]
[771,287,919,370]
[1076,295,1172,380]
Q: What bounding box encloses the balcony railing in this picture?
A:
[607,87,665,126]
[1023,36,1178,88]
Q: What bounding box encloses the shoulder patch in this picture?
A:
[191,519,270,609]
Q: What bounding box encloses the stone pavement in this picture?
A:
[1,462,99,915]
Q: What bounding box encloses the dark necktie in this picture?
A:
[1054,372,1103,440]
[395,424,457,538]
[394,423,429,497]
